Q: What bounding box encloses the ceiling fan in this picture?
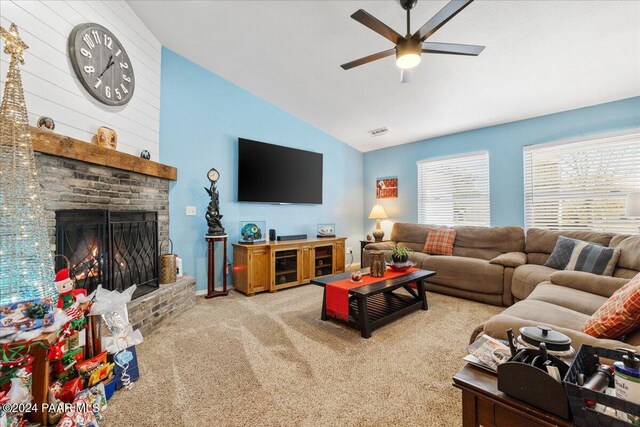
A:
[341,0,485,83]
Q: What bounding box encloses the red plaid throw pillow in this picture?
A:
[423,228,457,256]
[582,272,640,339]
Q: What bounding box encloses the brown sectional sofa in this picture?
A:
[363,223,525,306]
[362,223,640,352]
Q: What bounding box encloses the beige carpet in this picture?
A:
[106,286,501,427]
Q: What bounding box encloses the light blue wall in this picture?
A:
[160,48,364,292]
[363,97,640,237]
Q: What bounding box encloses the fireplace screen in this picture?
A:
[55,210,159,299]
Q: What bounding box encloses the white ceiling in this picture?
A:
[128,0,640,152]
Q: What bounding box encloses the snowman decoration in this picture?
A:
[54,268,89,330]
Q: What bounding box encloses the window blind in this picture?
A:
[417,151,490,226]
[523,130,640,234]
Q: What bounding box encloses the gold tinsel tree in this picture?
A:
[0,23,56,305]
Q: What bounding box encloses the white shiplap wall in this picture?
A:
[0,0,161,159]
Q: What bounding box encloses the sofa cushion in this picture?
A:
[452,226,525,260]
[614,268,640,280]
[389,223,445,245]
[549,271,629,298]
[421,255,504,294]
[363,241,395,251]
[525,228,614,255]
[423,228,457,256]
[527,252,550,266]
[490,252,527,268]
[407,252,431,265]
[566,241,620,276]
[609,234,640,272]
[511,264,557,300]
[527,283,608,316]
[499,299,591,331]
[398,242,425,253]
[544,236,577,270]
[583,273,640,339]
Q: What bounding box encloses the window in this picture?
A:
[417,152,490,226]
[523,130,640,234]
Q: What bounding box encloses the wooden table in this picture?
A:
[453,364,575,427]
[311,268,435,338]
[359,240,371,265]
[205,234,228,298]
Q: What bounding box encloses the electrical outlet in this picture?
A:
[346,247,353,254]
[185,206,196,216]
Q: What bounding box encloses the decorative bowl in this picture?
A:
[387,261,416,272]
[351,271,363,282]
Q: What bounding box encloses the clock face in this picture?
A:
[208,168,220,182]
[68,23,135,106]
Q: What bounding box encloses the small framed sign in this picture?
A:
[376,176,398,199]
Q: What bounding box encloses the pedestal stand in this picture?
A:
[205,234,228,298]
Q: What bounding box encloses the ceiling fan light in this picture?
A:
[396,53,421,69]
[395,39,422,69]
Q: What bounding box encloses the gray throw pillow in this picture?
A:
[544,236,578,270]
[565,241,620,276]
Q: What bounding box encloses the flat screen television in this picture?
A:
[238,138,323,204]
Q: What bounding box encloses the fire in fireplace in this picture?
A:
[55,210,159,299]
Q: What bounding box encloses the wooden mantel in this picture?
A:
[30,127,177,181]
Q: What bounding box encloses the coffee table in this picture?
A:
[311,268,435,338]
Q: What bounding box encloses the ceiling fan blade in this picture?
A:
[351,9,404,45]
[400,69,413,83]
[341,49,395,70]
[411,0,474,42]
[422,42,485,56]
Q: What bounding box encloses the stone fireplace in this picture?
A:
[32,128,194,334]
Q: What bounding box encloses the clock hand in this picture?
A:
[97,55,115,79]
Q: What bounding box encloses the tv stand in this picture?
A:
[232,237,346,296]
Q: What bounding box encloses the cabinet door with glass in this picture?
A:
[313,244,334,278]
[272,247,300,290]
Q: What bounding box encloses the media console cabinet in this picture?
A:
[232,237,346,295]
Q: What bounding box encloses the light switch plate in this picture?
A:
[186,206,196,216]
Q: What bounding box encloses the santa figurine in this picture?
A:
[55,269,86,309]
[55,268,88,329]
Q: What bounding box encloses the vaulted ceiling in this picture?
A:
[128,0,640,152]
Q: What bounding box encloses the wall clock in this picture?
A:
[68,23,135,106]
[207,168,220,183]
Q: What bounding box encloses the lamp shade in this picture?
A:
[626,192,640,217]
[368,204,388,220]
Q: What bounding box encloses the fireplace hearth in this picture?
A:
[55,210,159,299]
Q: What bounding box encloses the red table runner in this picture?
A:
[325,268,419,321]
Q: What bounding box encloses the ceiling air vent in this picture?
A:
[368,127,389,137]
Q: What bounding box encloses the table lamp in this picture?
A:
[369,204,388,242]
[626,192,640,234]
